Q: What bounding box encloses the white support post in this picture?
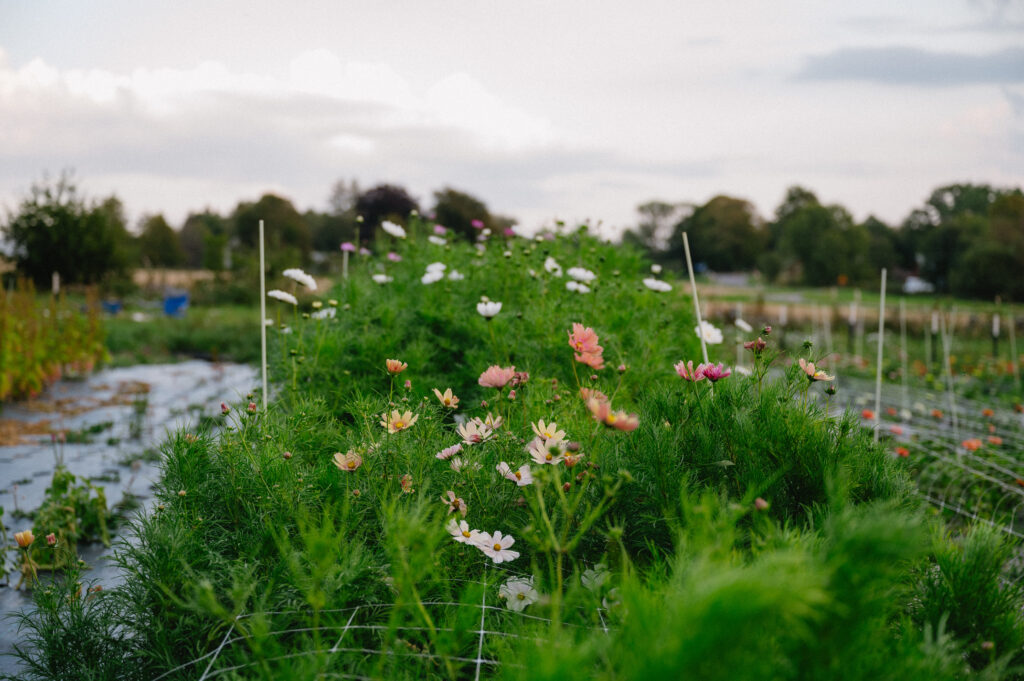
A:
[873,269,886,443]
[259,220,269,412]
[682,232,709,365]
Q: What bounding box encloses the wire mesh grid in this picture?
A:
[150,575,611,681]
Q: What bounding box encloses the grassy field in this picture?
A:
[9,225,1024,680]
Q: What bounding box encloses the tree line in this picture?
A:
[1,173,513,291]
[623,183,1024,300]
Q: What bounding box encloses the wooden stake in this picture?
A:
[682,232,709,365]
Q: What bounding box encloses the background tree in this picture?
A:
[622,200,691,268]
[231,193,312,271]
[432,187,492,242]
[2,173,132,287]
[353,184,419,244]
[180,210,228,270]
[136,214,184,268]
[669,195,765,272]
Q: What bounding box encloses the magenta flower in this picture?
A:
[697,363,731,382]
[340,242,356,252]
[471,219,485,229]
[674,360,705,382]
[433,224,447,234]
[503,228,516,237]
[359,247,372,256]
[387,252,402,262]
[744,337,767,354]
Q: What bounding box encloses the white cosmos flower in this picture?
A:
[735,318,753,333]
[497,461,533,486]
[528,438,567,465]
[436,443,463,460]
[311,307,336,320]
[695,320,724,345]
[267,290,298,305]
[544,256,563,276]
[566,281,591,294]
[581,564,609,591]
[651,264,662,274]
[450,457,480,472]
[477,301,502,318]
[371,274,393,284]
[499,577,539,612]
[426,262,447,273]
[447,270,465,281]
[381,220,406,238]
[642,278,672,292]
[474,530,520,564]
[421,270,445,285]
[282,268,317,291]
[447,519,482,545]
[567,266,597,282]
[428,235,447,246]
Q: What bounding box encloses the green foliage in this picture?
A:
[31,467,113,548]
[2,173,133,288]
[136,213,184,268]
[432,187,492,242]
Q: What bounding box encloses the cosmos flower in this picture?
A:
[567,267,597,282]
[674,360,704,382]
[267,290,298,305]
[435,443,463,460]
[282,268,317,291]
[477,301,502,318]
[457,421,493,445]
[798,358,834,382]
[381,220,406,238]
[587,398,639,431]
[447,519,481,545]
[735,318,753,333]
[642,278,672,292]
[371,274,393,284]
[428,235,447,246]
[528,437,567,465]
[531,419,566,441]
[333,451,363,472]
[422,270,445,284]
[441,490,467,516]
[479,365,516,388]
[340,242,356,252]
[448,270,465,281]
[499,577,539,611]
[474,530,520,564]
[433,388,459,408]
[695,320,724,345]
[380,410,419,433]
[497,461,533,486]
[544,256,563,276]
[385,359,408,374]
[697,363,731,383]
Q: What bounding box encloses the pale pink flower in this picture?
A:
[497,461,533,486]
[576,351,605,370]
[450,457,481,472]
[587,398,639,432]
[340,242,356,252]
[478,365,516,389]
[474,530,520,563]
[441,490,467,516]
[380,410,419,433]
[447,519,481,544]
[697,363,731,383]
[567,323,602,355]
[529,438,567,465]
[674,360,705,382]
[433,388,459,408]
[476,412,504,430]
[798,358,834,382]
[531,419,566,441]
[744,337,767,354]
[333,451,363,471]
[436,443,463,460]
[400,474,414,494]
[457,421,493,445]
[433,224,448,235]
[385,359,408,374]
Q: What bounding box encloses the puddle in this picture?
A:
[0,360,256,675]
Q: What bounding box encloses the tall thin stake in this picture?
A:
[899,298,909,415]
[682,232,709,364]
[259,219,268,412]
[873,269,887,442]
[1010,309,1021,391]
[940,311,958,442]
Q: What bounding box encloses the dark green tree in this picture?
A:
[2,173,132,287]
[670,195,765,272]
[136,214,184,268]
[353,184,419,244]
[432,187,491,242]
[231,194,312,271]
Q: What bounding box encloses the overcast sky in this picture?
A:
[1,0,1022,237]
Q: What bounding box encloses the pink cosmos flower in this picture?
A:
[576,352,605,370]
[340,242,356,252]
[497,461,533,486]
[359,247,372,256]
[471,219,485,229]
[587,398,639,432]
[798,358,834,382]
[387,252,402,262]
[568,323,602,355]
[436,443,463,460]
[433,224,447,234]
[478,365,516,388]
[529,438,567,465]
[441,490,467,516]
[744,337,767,353]
[457,421,493,445]
[503,228,516,237]
[674,361,705,382]
[697,363,731,383]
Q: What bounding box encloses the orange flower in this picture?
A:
[385,359,408,374]
[14,530,34,548]
[889,425,904,435]
[982,408,995,418]
[861,409,875,420]
[894,446,910,457]
[962,438,982,451]
[988,436,1003,446]
[931,409,944,419]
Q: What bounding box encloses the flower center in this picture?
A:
[516,593,525,600]
[394,421,405,429]
[545,453,552,461]
[462,530,471,538]
[514,471,522,480]
[493,543,502,551]
[347,461,357,469]
[444,398,451,405]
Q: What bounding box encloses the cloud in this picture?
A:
[796,46,1024,86]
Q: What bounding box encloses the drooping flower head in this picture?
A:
[282,268,317,291]
[697,363,731,383]
[441,490,467,516]
[267,289,298,306]
[479,365,516,389]
[380,410,419,433]
[797,358,834,382]
[436,443,463,460]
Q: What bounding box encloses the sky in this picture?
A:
[0,0,1022,237]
